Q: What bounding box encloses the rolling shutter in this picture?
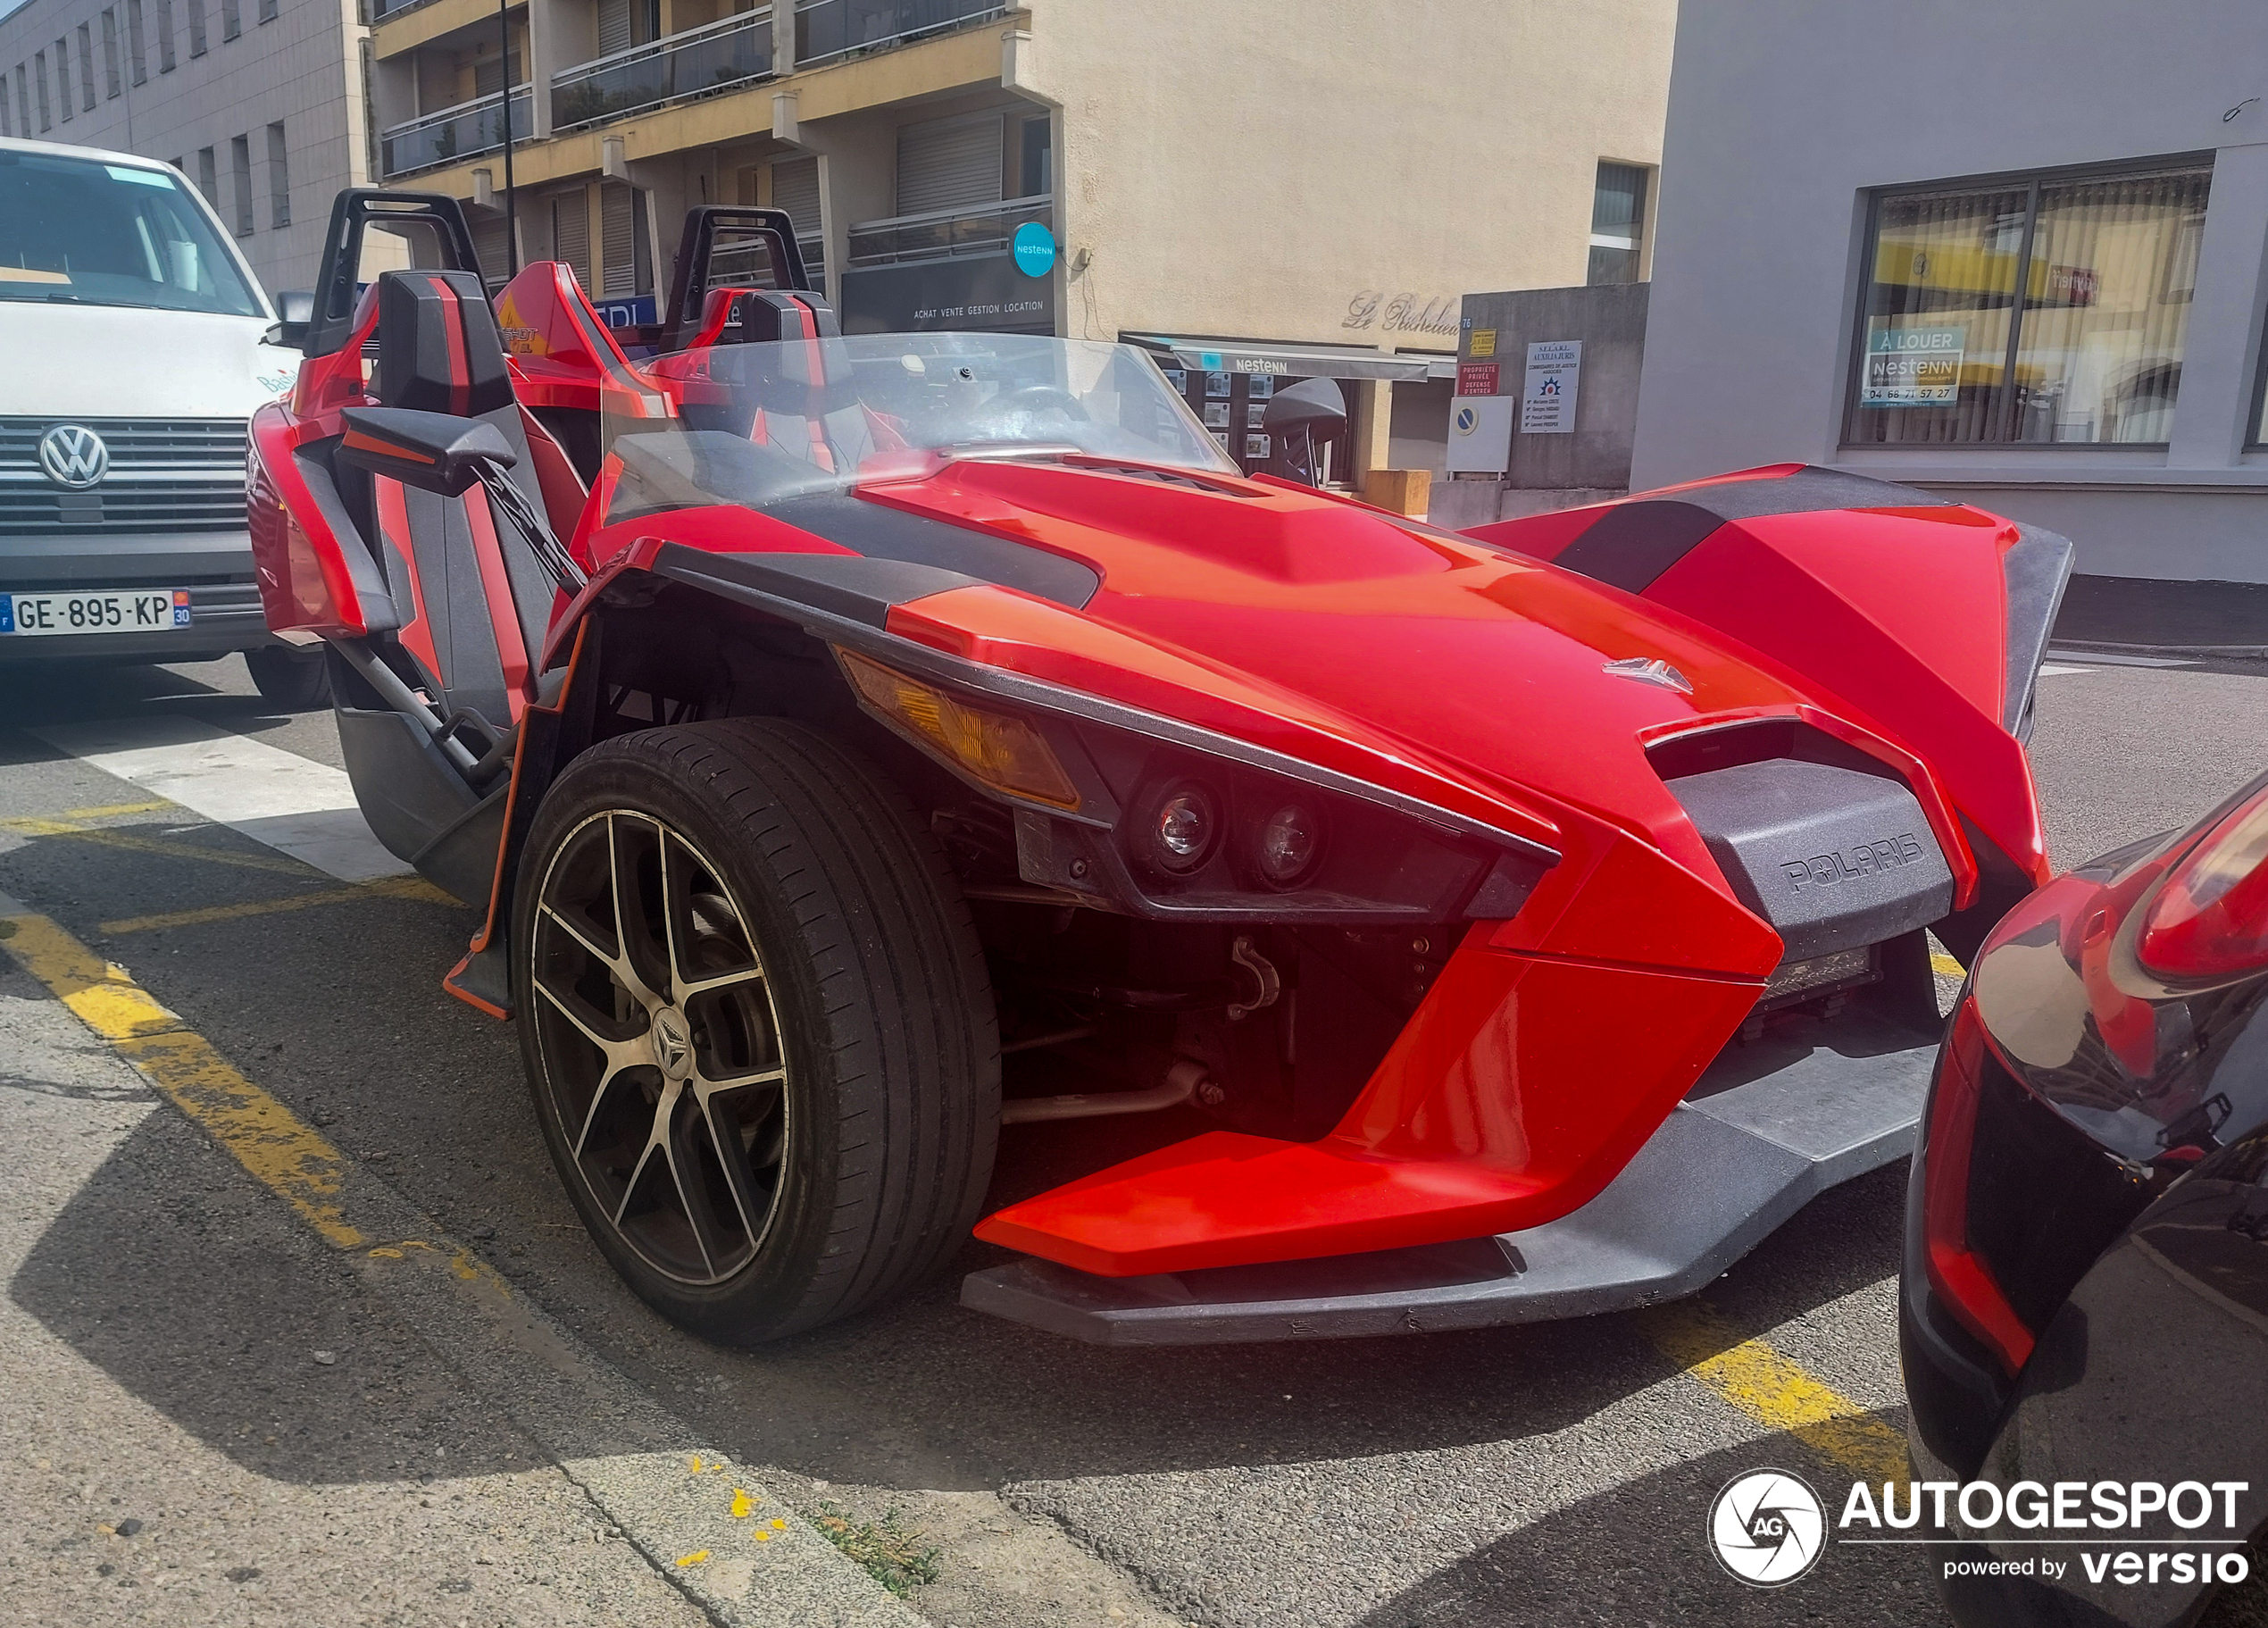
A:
[552,189,590,293]
[894,111,1002,217]
[596,0,632,55]
[770,156,819,237]
[599,180,638,296]
[473,213,511,288]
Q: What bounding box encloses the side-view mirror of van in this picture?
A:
[265,289,315,349]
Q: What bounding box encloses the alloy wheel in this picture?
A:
[528,810,789,1285]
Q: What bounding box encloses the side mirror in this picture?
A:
[337,405,518,497]
[1260,378,1347,487]
[265,288,314,349]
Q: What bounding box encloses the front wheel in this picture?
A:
[512,718,999,1342]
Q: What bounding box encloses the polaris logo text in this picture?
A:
[1780,834,1925,891]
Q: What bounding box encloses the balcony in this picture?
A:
[379,87,533,179]
[552,8,773,132]
[846,194,1047,268]
[792,0,1005,70]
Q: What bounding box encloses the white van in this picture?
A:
[0,135,323,703]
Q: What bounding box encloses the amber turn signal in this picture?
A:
[838,649,1081,810]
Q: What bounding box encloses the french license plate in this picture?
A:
[0,589,191,636]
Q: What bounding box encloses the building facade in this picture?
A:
[368,0,1674,483]
[0,0,373,292]
[1632,0,2268,588]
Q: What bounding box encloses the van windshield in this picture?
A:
[0,149,264,317]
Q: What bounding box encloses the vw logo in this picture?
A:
[38,424,109,488]
[1708,1468,1825,1587]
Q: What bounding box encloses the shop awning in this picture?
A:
[1122,334,1457,381]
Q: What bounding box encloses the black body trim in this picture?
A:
[1549,465,1955,594]
[2000,522,2074,738]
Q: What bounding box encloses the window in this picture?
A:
[158,0,175,71]
[32,52,50,130]
[188,0,206,56]
[128,0,146,83]
[1848,161,2212,447]
[195,146,216,206]
[221,0,238,39]
[1018,113,1051,198]
[1588,161,1648,285]
[16,67,30,135]
[229,134,252,235]
[266,120,288,227]
[0,76,10,138]
[76,23,96,111]
[101,9,121,96]
[0,148,264,316]
[258,0,276,20]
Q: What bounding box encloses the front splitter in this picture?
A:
[961,1005,1936,1344]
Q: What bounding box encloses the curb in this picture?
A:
[0,898,922,1628]
[2051,639,2268,662]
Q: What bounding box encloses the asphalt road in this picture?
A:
[3,647,2265,1627]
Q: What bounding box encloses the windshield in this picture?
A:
[605,333,1238,521]
[0,150,265,317]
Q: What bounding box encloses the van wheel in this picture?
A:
[512,718,999,1342]
[245,646,332,710]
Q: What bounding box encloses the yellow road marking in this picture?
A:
[1642,1300,1909,1484]
[1930,953,1965,978]
[99,874,456,935]
[0,909,364,1248]
[5,815,316,877]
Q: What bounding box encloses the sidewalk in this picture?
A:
[0,914,918,1628]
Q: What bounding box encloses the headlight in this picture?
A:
[1146,781,1219,875]
[1253,802,1323,887]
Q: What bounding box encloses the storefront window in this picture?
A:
[1847,161,2210,447]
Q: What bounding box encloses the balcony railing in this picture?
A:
[379,87,532,179]
[552,8,772,131]
[793,0,1004,69]
[704,230,824,290]
[369,0,433,21]
[846,195,1047,268]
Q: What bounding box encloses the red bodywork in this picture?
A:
[250,263,2055,1284]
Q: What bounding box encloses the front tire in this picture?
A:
[512,718,999,1342]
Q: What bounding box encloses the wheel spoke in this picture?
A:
[540,903,628,985]
[700,1090,780,1242]
[613,1137,660,1227]
[696,1063,786,1095]
[532,974,638,1056]
[679,964,767,1000]
[665,1103,736,1278]
[605,814,669,1009]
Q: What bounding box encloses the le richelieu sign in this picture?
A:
[1343,290,1460,338]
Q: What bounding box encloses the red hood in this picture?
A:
[863,457,1868,883]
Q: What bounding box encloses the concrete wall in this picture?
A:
[1632,0,2268,582]
[0,0,367,294]
[1015,0,1675,350]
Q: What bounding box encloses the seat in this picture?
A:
[363,269,561,731]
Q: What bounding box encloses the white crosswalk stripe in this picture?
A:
[29,715,409,883]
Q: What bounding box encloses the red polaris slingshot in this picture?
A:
[248,190,2069,1345]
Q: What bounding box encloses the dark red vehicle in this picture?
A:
[249,189,2069,1345]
